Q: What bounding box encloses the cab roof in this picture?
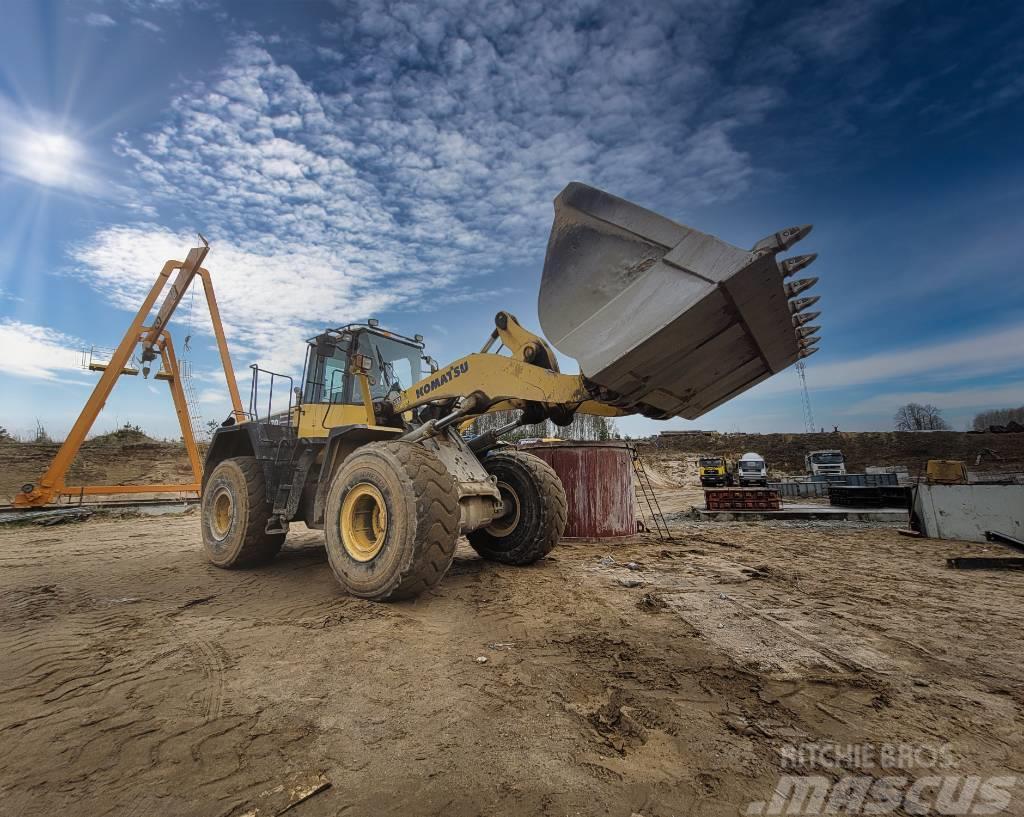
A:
[307,322,425,350]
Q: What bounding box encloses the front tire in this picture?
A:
[468,450,567,565]
[201,456,284,568]
[324,441,460,601]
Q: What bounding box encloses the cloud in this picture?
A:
[787,0,899,61]
[754,322,1024,397]
[843,382,1024,416]
[78,10,797,372]
[0,320,85,380]
[119,0,208,10]
[197,387,227,404]
[69,226,409,375]
[71,1,910,402]
[108,6,787,265]
[90,4,860,375]
[84,12,117,27]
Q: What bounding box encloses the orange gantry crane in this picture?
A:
[14,238,242,507]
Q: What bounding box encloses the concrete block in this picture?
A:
[913,484,1024,542]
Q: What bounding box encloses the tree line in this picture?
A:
[893,403,950,431]
[971,405,1024,431]
[892,402,1024,432]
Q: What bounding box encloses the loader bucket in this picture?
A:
[538,182,820,420]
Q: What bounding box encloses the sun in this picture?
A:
[14,129,84,188]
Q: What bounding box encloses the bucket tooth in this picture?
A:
[798,347,820,359]
[752,224,813,254]
[784,277,818,298]
[792,310,821,327]
[789,295,821,314]
[796,324,820,338]
[799,336,821,349]
[780,253,817,279]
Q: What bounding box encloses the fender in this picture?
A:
[202,423,259,490]
[310,424,403,529]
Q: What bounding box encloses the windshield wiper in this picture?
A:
[375,346,399,392]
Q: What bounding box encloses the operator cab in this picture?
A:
[301,322,426,406]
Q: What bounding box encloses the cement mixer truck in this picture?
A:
[735,452,769,487]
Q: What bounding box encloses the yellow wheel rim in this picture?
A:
[211,489,233,539]
[340,483,388,561]
[486,480,521,537]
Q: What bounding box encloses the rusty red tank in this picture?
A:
[522,441,635,538]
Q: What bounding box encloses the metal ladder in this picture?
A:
[178,359,207,443]
[631,447,672,542]
[248,364,299,515]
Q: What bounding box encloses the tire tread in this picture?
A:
[327,441,459,601]
[201,456,283,568]
[468,450,566,565]
[232,456,285,567]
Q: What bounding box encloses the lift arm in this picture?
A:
[387,312,627,423]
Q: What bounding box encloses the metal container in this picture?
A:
[522,441,635,538]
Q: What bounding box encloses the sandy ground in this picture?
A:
[2,508,1022,817]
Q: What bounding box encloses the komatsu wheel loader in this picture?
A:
[200,182,822,600]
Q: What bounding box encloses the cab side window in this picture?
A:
[301,336,355,405]
[322,356,348,402]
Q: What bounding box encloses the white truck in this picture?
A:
[735,452,768,487]
[805,449,847,477]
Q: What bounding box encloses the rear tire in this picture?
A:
[324,441,460,601]
[468,450,566,565]
[201,456,284,568]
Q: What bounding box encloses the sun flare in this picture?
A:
[14,129,83,188]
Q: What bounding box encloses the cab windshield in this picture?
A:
[699,458,722,467]
[302,328,423,405]
[811,452,844,464]
[356,332,423,400]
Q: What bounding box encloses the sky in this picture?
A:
[1,0,1022,441]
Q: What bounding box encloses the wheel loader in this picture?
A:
[201,182,821,600]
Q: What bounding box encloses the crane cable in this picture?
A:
[183,279,196,353]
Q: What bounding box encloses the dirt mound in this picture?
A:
[0,439,194,503]
[86,425,157,446]
[633,451,689,488]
